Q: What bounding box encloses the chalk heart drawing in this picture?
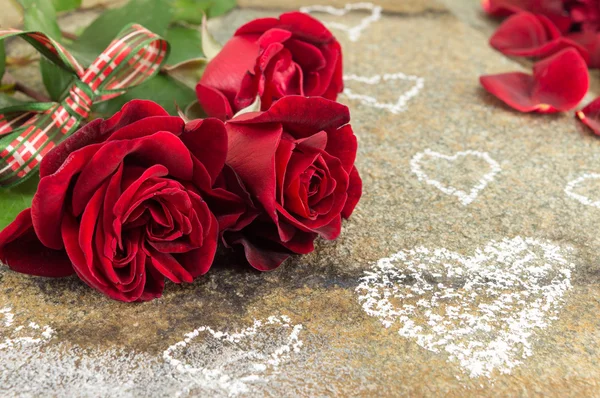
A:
[410,149,501,206]
[564,173,600,208]
[299,2,382,42]
[0,307,54,350]
[164,315,303,396]
[343,73,425,114]
[356,237,575,378]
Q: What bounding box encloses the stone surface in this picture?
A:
[2,1,600,397]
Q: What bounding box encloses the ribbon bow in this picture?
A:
[0,24,169,187]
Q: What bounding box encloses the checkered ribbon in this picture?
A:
[0,24,169,187]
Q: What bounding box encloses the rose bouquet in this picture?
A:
[0,11,362,302]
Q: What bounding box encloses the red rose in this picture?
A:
[219,96,361,271]
[0,100,229,302]
[196,12,343,120]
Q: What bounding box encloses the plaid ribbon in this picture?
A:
[0,24,169,187]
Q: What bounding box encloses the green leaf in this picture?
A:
[170,0,236,24]
[205,0,236,18]
[52,0,81,12]
[0,175,38,230]
[165,26,203,66]
[171,0,212,24]
[71,0,173,66]
[40,58,74,101]
[93,73,196,117]
[0,42,5,82]
[18,0,61,40]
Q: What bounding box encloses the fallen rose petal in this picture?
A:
[490,12,589,62]
[568,32,600,68]
[576,97,600,135]
[480,48,589,113]
[482,0,572,32]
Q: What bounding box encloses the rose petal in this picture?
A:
[0,209,74,277]
[342,166,362,219]
[225,121,282,222]
[482,0,572,32]
[568,32,600,68]
[489,12,590,60]
[196,84,235,121]
[576,97,600,135]
[72,132,194,215]
[480,48,589,113]
[32,144,103,250]
[182,118,228,184]
[231,96,350,139]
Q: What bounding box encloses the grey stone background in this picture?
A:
[0,1,600,397]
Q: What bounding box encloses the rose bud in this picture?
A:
[480,48,589,113]
[218,96,362,271]
[196,12,343,120]
[0,100,231,302]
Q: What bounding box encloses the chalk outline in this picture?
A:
[343,73,425,114]
[164,315,303,396]
[410,149,501,206]
[299,2,382,42]
[564,173,600,209]
[356,237,574,378]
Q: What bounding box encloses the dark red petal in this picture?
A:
[325,124,357,173]
[106,116,184,142]
[148,248,194,283]
[482,0,572,33]
[230,96,350,138]
[40,119,104,178]
[258,28,293,47]
[480,48,589,113]
[576,97,600,135]
[235,17,281,36]
[278,12,333,44]
[72,132,194,215]
[32,144,103,250]
[568,32,600,68]
[175,211,218,277]
[182,118,228,184]
[0,209,74,277]
[342,166,362,219]
[196,83,235,121]
[199,35,260,105]
[229,232,291,271]
[320,41,344,100]
[225,121,282,222]
[490,12,589,62]
[313,214,341,240]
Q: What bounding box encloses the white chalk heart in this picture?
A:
[299,2,382,42]
[342,73,425,114]
[410,149,501,206]
[564,173,600,209]
[164,315,303,396]
[356,237,575,378]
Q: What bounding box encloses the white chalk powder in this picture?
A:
[356,237,575,378]
[342,73,425,114]
[410,149,501,206]
[0,313,303,397]
[300,2,382,42]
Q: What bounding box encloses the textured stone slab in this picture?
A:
[1,1,600,397]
